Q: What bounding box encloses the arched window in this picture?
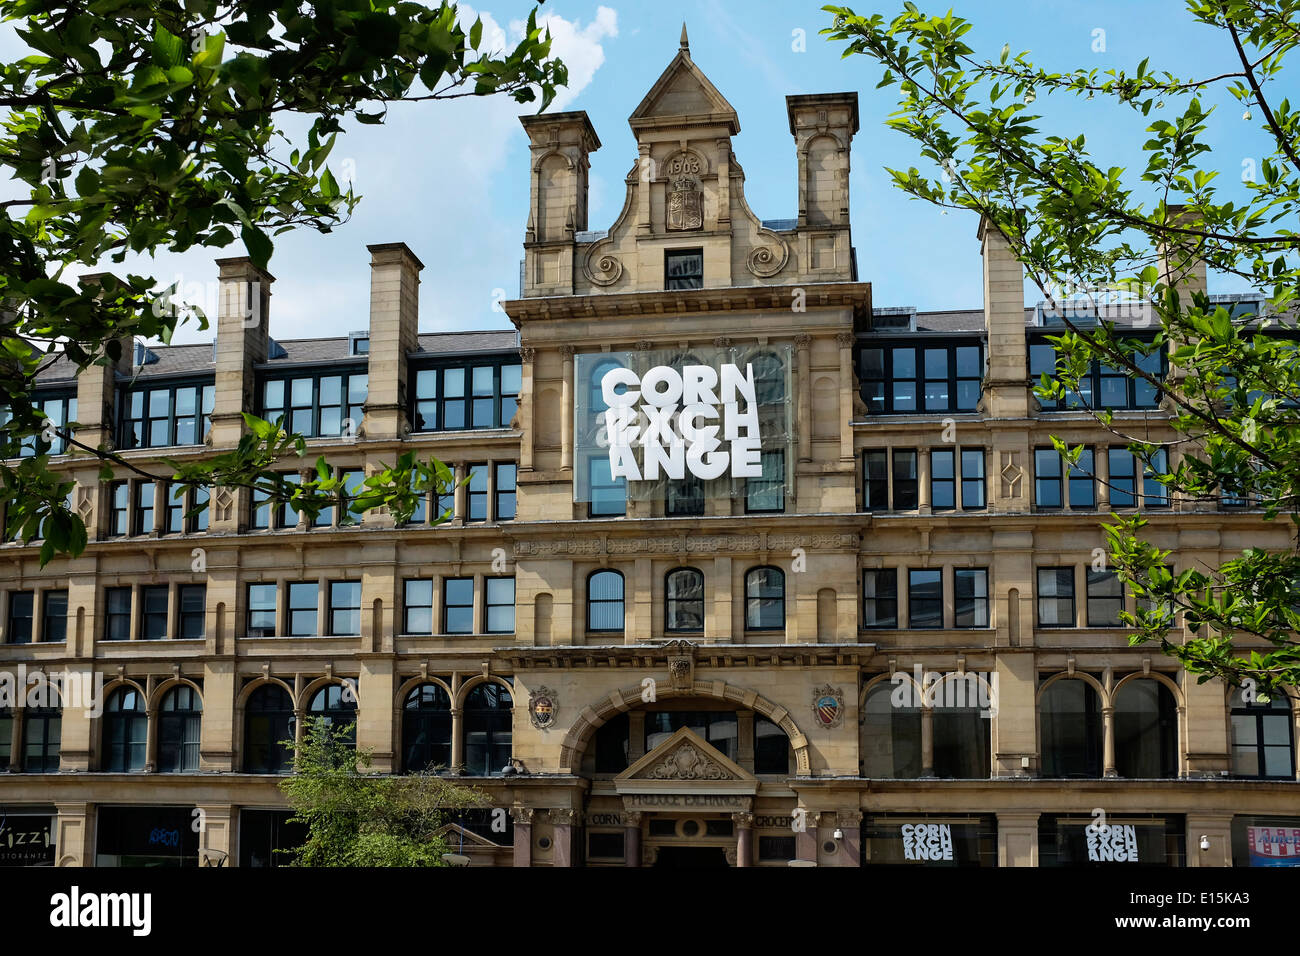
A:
[308,683,357,745]
[158,685,202,773]
[751,352,786,406]
[403,683,452,773]
[103,687,147,772]
[1114,679,1178,778]
[665,568,704,632]
[23,706,60,773]
[587,570,624,632]
[861,682,921,777]
[1040,679,1103,778]
[244,684,295,774]
[754,715,792,774]
[745,566,785,631]
[464,683,512,776]
[589,359,623,414]
[1231,688,1295,779]
[932,676,992,778]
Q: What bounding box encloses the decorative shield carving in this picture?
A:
[667,176,703,231]
[528,685,558,729]
[811,684,845,729]
[662,639,697,691]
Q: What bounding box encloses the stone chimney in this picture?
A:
[978,217,1030,420]
[210,257,273,449]
[72,273,133,455]
[364,242,422,440]
[1158,204,1207,388]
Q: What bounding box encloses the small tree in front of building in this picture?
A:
[824,2,1300,696]
[279,716,486,867]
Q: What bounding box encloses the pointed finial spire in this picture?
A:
[680,22,690,54]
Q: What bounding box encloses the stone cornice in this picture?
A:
[503,282,870,324]
[499,642,877,670]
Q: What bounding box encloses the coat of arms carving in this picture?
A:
[812,684,845,729]
[528,686,558,729]
[667,175,703,231]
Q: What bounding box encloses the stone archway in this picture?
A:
[558,679,811,775]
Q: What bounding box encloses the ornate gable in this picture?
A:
[628,26,739,135]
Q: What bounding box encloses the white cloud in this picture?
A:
[13,7,619,344]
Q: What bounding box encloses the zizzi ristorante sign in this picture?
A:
[573,347,794,503]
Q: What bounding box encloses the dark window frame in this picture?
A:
[745,566,786,632]
[907,568,944,629]
[859,339,983,415]
[409,357,521,433]
[1037,567,1077,628]
[258,365,368,440]
[1029,334,1166,411]
[954,568,989,628]
[862,569,898,629]
[587,570,625,633]
[665,567,705,633]
[665,248,704,290]
[484,576,515,635]
[118,378,215,450]
[442,577,474,635]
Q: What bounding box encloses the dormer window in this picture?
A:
[665,249,703,290]
[348,332,370,355]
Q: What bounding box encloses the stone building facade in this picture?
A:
[1,34,1296,869]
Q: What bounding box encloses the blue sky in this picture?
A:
[3,1,1275,343]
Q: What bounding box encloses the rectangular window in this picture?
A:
[119,381,214,449]
[960,449,986,509]
[588,456,626,517]
[337,469,365,527]
[1035,448,1063,508]
[863,450,888,510]
[1037,568,1076,627]
[42,590,68,643]
[666,474,704,516]
[908,569,943,629]
[443,578,474,634]
[178,585,205,639]
[1031,339,1165,410]
[109,481,129,537]
[1086,570,1124,626]
[260,370,366,439]
[1109,447,1167,508]
[665,249,703,290]
[287,582,319,637]
[17,392,78,456]
[7,592,34,644]
[466,463,488,522]
[403,580,433,635]
[954,568,989,627]
[485,577,515,634]
[862,570,898,628]
[746,450,785,513]
[410,361,523,432]
[892,449,918,510]
[1069,448,1095,508]
[247,584,278,638]
[105,587,131,641]
[328,581,361,636]
[860,342,982,414]
[133,481,155,536]
[930,449,955,511]
[494,463,517,520]
[163,483,186,534]
[140,585,168,639]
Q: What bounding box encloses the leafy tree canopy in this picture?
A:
[824,2,1300,694]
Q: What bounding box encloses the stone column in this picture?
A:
[837,331,855,462]
[72,275,132,456]
[733,812,754,867]
[54,802,93,867]
[364,242,422,441]
[1102,705,1118,777]
[794,811,818,865]
[835,811,862,867]
[795,333,812,462]
[520,347,536,471]
[511,808,534,868]
[560,346,574,472]
[196,804,234,867]
[143,704,158,772]
[449,707,464,772]
[623,811,642,867]
[920,706,935,777]
[997,811,1040,867]
[551,809,576,867]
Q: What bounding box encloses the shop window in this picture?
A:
[244,684,294,773]
[1114,679,1179,778]
[1040,678,1103,778]
[861,682,921,778]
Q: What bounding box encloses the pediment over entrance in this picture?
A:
[615,726,756,790]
